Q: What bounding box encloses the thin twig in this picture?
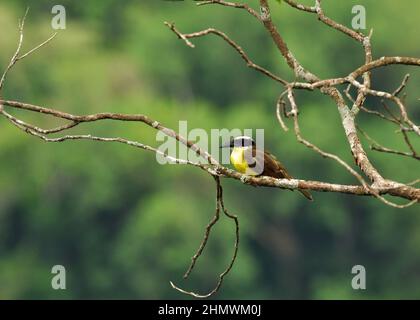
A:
[0,8,28,91]
[196,0,261,20]
[171,177,239,298]
[164,22,288,85]
[183,176,221,279]
[401,128,418,157]
[393,74,410,96]
[276,90,289,132]
[358,125,419,161]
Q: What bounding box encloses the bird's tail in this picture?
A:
[299,189,313,201]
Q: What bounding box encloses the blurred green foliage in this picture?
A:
[0,0,419,299]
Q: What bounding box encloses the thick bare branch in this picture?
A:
[2,98,418,201]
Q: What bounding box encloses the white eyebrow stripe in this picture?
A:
[234,136,253,141]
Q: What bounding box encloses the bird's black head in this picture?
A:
[220,136,255,148]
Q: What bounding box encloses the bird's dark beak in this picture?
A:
[220,140,231,149]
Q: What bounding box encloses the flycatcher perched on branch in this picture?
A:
[221,136,313,201]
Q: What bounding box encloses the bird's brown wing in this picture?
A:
[262,150,293,179]
[243,148,290,177]
[245,148,313,201]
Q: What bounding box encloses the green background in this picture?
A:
[0,0,419,299]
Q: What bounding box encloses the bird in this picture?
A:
[220,136,313,201]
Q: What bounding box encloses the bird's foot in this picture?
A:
[240,175,258,187]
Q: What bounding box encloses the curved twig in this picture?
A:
[170,176,239,298]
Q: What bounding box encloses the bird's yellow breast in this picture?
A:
[230,147,258,175]
[230,147,247,173]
